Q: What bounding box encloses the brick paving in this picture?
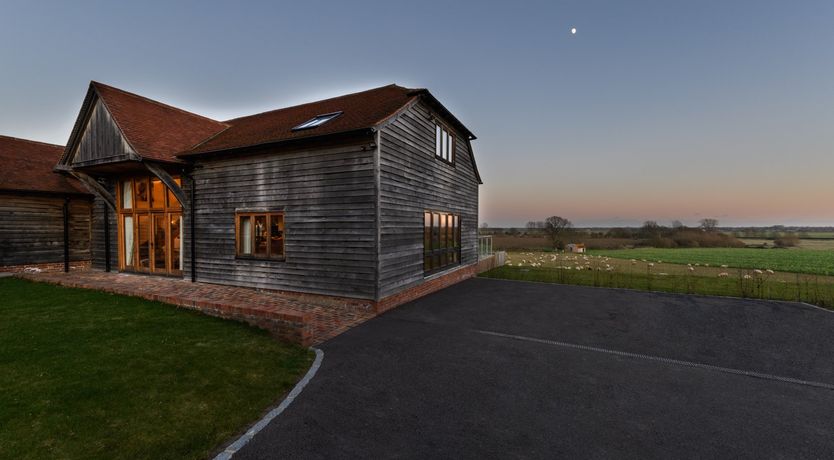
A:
[15,258,493,346]
[16,270,376,346]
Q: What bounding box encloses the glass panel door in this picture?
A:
[137,214,150,271]
[170,213,182,273]
[123,215,134,267]
[152,213,167,272]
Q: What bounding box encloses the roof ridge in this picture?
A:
[221,83,410,123]
[91,81,228,127]
[0,134,64,149]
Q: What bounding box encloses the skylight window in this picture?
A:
[291,111,343,131]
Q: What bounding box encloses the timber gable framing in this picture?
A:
[57,83,190,210]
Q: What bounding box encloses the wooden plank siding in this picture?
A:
[71,99,136,168]
[90,183,118,270]
[0,193,92,266]
[377,102,480,298]
[184,140,379,298]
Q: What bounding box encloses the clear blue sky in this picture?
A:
[2,0,833,227]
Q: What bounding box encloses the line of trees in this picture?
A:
[485,216,747,250]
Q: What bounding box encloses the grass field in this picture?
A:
[591,248,834,275]
[481,251,834,308]
[0,278,314,460]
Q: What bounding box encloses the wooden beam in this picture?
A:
[69,171,116,211]
[143,162,189,210]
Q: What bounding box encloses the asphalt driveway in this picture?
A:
[237,278,834,459]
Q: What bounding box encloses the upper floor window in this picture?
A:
[435,123,454,164]
[236,212,285,260]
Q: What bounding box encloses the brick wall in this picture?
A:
[374,262,479,314]
[1,260,91,274]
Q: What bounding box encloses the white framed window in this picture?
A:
[434,123,454,164]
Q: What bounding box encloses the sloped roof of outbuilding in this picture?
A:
[0,135,89,195]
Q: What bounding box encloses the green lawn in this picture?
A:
[591,247,834,276]
[0,278,314,460]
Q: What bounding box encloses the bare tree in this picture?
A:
[544,216,573,250]
[700,218,719,232]
[671,220,685,229]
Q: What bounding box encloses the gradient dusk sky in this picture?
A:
[1,0,832,227]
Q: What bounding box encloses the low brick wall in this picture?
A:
[1,260,90,274]
[374,263,479,314]
[16,260,485,346]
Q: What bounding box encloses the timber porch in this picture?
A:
[17,270,376,346]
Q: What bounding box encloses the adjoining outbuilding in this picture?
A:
[0,135,92,273]
[54,81,485,314]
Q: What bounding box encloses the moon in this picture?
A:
[570,27,577,35]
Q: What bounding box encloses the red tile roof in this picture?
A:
[0,135,89,195]
[64,82,477,180]
[183,84,420,156]
[92,82,229,162]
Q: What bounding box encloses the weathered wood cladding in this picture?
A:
[377,102,480,298]
[0,193,92,266]
[90,182,118,270]
[71,99,135,168]
[184,139,379,298]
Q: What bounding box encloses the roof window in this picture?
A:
[292,111,343,131]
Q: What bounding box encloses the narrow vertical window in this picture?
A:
[171,215,182,272]
[254,215,268,256]
[240,216,252,255]
[423,212,432,271]
[435,125,442,158]
[123,215,134,266]
[121,180,133,209]
[134,178,149,209]
[150,178,165,209]
[269,214,285,257]
[167,177,182,208]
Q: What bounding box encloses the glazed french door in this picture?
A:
[118,176,183,276]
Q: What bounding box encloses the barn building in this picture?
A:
[0,135,92,272]
[55,81,483,309]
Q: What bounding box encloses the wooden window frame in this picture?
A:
[434,122,456,165]
[116,175,183,276]
[423,210,461,275]
[235,212,285,261]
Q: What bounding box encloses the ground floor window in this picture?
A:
[424,211,461,273]
[117,175,182,275]
[236,212,285,259]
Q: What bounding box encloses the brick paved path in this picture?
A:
[17,270,376,346]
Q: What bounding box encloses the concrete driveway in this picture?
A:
[236,278,834,459]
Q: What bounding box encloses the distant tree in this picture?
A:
[480,222,490,229]
[700,218,719,232]
[641,220,661,237]
[671,220,685,229]
[544,216,573,250]
[526,220,546,230]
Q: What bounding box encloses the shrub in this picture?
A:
[774,234,799,248]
